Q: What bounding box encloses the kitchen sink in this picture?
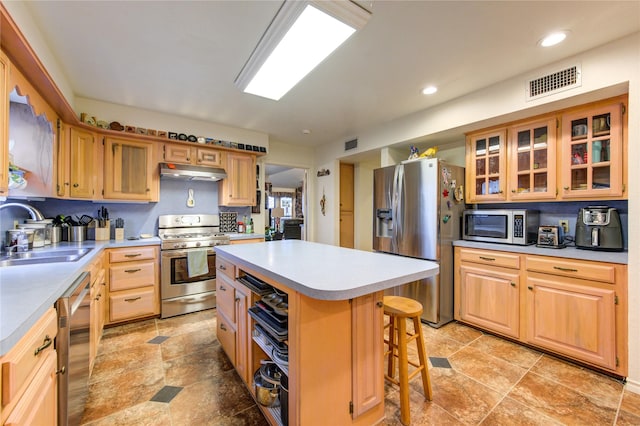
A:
[0,248,93,267]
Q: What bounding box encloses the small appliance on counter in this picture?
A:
[536,225,565,248]
[575,206,624,251]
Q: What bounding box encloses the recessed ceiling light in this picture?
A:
[422,86,438,95]
[540,31,568,47]
[302,129,311,134]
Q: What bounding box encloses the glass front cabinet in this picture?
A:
[508,118,557,201]
[466,129,507,202]
[560,102,624,199]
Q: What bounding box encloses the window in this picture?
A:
[281,197,292,217]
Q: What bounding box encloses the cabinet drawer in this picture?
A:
[526,256,616,283]
[216,257,235,279]
[216,312,236,364]
[458,248,520,269]
[109,287,156,322]
[109,247,156,263]
[109,261,156,291]
[1,308,57,407]
[216,274,236,323]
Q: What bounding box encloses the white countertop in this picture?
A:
[453,240,628,264]
[0,238,160,356]
[215,240,440,300]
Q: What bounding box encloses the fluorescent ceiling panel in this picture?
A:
[236,1,371,101]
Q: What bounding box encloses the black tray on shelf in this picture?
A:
[255,301,287,325]
[255,323,288,352]
[249,307,288,341]
[237,274,273,295]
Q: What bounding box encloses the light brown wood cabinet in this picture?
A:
[57,126,99,199]
[0,50,9,198]
[219,152,256,206]
[106,246,159,325]
[215,253,385,426]
[559,99,625,199]
[89,255,106,373]
[0,307,58,425]
[454,246,628,375]
[465,95,627,203]
[163,142,225,167]
[104,137,158,201]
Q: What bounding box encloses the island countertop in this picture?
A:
[214,240,439,300]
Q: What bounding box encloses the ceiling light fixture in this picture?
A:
[235,0,371,101]
[539,31,568,47]
[422,86,438,95]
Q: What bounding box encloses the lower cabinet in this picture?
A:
[215,253,385,426]
[0,308,58,425]
[106,246,160,325]
[89,255,106,373]
[454,247,627,375]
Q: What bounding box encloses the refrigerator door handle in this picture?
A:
[392,165,404,252]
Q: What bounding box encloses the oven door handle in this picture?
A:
[161,249,215,258]
[163,293,216,304]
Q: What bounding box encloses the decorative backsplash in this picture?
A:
[219,212,238,233]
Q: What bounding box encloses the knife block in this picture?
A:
[95,220,110,241]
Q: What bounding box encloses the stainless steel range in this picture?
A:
[159,214,230,318]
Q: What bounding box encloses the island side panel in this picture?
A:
[289,291,385,426]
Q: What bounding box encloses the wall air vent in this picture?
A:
[345,138,358,151]
[526,64,581,101]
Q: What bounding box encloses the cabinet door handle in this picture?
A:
[527,286,534,290]
[479,256,495,261]
[220,323,227,331]
[235,297,241,302]
[125,268,141,273]
[219,265,226,270]
[220,285,226,291]
[125,253,142,258]
[124,296,142,302]
[563,186,570,190]
[376,301,384,308]
[34,335,52,356]
[73,183,79,188]
[553,266,578,272]
[511,189,516,193]
[510,282,516,287]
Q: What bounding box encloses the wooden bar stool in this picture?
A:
[383,295,432,425]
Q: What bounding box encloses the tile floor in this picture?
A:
[80,309,640,425]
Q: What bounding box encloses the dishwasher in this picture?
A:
[56,271,91,426]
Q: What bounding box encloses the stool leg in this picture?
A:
[413,317,433,401]
[398,317,410,425]
[387,315,396,379]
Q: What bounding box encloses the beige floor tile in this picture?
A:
[160,326,217,361]
[90,343,162,384]
[530,355,624,409]
[620,389,640,417]
[156,309,216,337]
[480,396,562,425]
[508,372,617,425]
[449,345,527,394]
[435,322,484,345]
[468,334,542,369]
[163,344,234,388]
[98,320,158,356]
[81,401,171,426]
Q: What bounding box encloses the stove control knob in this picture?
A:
[195,242,201,247]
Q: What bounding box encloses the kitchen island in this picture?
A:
[214,240,439,426]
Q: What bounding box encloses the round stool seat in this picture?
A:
[383,295,423,318]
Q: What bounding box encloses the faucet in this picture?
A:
[0,202,46,221]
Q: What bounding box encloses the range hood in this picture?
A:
[159,163,227,181]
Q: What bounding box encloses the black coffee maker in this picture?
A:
[575,206,624,251]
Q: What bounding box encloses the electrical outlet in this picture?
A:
[559,219,569,233]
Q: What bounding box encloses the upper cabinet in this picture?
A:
[0,50,9,198]
[465,95,627,203]
[104,137,158,201]
[466,129,507,202]
[560,100,625,199]
[57,126,98,199]
[219,152,256,206]
[163,142,225,167]
[508,117,557,201]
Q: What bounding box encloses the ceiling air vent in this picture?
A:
[345,138,358,151]
[526,64,581,101]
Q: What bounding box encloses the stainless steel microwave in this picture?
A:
[462,209,539,245]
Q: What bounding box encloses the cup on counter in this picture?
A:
[69,226,87,242]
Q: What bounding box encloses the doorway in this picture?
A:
[264,164,307,240]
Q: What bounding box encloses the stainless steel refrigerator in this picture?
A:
[373,158,465,327]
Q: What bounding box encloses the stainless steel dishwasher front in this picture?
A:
[56,271,91,426]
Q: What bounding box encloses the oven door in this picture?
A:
[161,247,217,299]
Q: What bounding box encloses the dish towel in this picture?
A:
[187,248,209,278]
